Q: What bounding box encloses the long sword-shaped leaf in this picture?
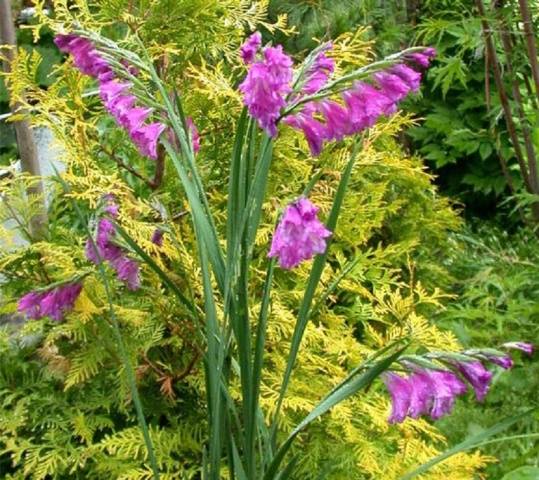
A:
[198,230,225,480]
[400,408,538,480]
[163,139,226,291]
[264,346,406,479]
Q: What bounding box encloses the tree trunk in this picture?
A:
[0,0,47,238]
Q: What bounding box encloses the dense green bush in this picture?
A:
[436,225,539,478]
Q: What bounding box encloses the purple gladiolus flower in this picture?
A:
[384,373,413,424]
[85,199,141,290]
[186,117,201,154]
[131,122,167,160]
[343,82,396,130]
[56,32,167,161]
[268,197,332,269]
[390,64,422,92]
[107,95,137,122]
[387,369,467,423]
[455,361,493,402]
[486,354,514,369]
[18,283,82,321]
[112,257,140,291]
[17,291,46,319]
[240,32,262,64]
[120,107,153,132]
[503,342,534,355]
[428,370,467,419]
[406,47,436,69]
[54,33,77,52]
[239,44,293,136]
[283,109,327,156]
[373,72,411,102]
[99,81,133,109]
[317,100,352,141]
[151,228,164,247]
[407,370,433,418]
[301,44,335,94]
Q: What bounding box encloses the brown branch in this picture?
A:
[100,146,152,184]
[100,145,164,190]
[496,1,539,198]
[175,349,202,381]
[514,0,539,203]
[475,0,534,195]
[149,143,165,189]
[517,0,539,107]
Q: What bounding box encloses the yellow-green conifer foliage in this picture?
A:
[0,1,491,478]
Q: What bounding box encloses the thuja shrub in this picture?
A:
[0,1,534,479]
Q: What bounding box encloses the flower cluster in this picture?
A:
[54,33,166,160]
[239,32,436,156]
[85,196,140,290]
[239,41,294,137]
[268,197,332,269]
[18,282,82,321]
[284,55,434,156]
[384,343,533,424]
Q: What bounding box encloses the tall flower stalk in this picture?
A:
[28,27,533,479]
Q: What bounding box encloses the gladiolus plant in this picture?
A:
[16,27,533,480]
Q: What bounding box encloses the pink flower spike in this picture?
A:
[18,291,46,319]
[428,370,467,419]
[54,34,78,52]
[284,111,327,157]
[151,229,164,247]
[486,355,514,369]
[112,257,140,291]
[317,99,352,140]
[239,44,293,136]
[455,361,493,402]
[130,122,167,159]
[373,71,411,102]
[302,43,335,95]
[18,283,82,321]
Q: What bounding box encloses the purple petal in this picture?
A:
[383,372,413,424]
[456,361,493,402]
[240,32,262,64]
